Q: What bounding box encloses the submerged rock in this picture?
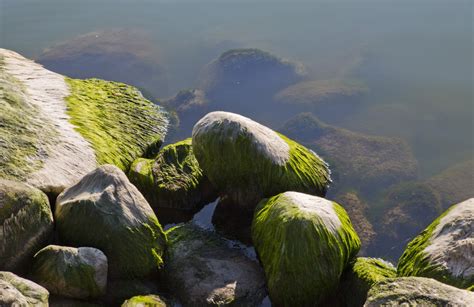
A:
[37,28,168,97]
[0,271,49,306]
[397,198,474,289]
[280,113,418,194]
[192,111,331,212]
[165,224,267,306]
[32,245,107,299]
[364,277,474,306]
[0,179,53,272]
[0,48,168,194]
[55,165,167,278]
[252,192,360,306]
[128,138,217,224]
[338,257,396,307]
[122,295,167,307]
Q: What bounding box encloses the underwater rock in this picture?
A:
[0,271,49,306]
[165,224,267,306]
[192,111,331,212]
[32,245,107,299]
[128,138,217,224]
[364,277,474,306]
[397,198,473,289]
[0,48,168,194]
[281,112,418,194]
[55,165,167,278]
[0,179,53,272]
[252,192,360,306]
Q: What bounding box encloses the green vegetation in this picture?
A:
[252,192,360,306]
[65,78,168,171]
[0,56,57,180]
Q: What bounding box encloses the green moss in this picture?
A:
[129,158,155,196]
[0,56,58,180]
[65,78,168,171]
[251,193,360,306]
[397,204,471,288]
[122,295,166,306]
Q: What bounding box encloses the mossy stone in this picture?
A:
[0,179,53,273]
[252,192,360,306]
[0,271,49,306]
[122,295,167,307]
[55,165,167,278]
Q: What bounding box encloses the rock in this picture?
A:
[0,48,168,194]
[200,48,305,103]
[338,257,396,307]
[252,192,360,306]
[397,198,473,289]
[372,182,443,261]
[280,113,418,195]
[165,224,267,306]
[334,192,376,255]
[426,160,474,209]
[32,245,107,299]
[55,164,167,278]
[128,138,217,224]
[104,279,161,306]
[0,271,49,306]
[122,295,167,307]
[0,179,53,272]
[364,277,474,306]
[192,111,331,212]
[37,28,168,97]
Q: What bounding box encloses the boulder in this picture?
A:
[55,164,167,278]
[128,138,217,224]
[32,245,107,299]
[0,271,49,306]
[104,279,161,306]
[0,179,53,272]
[0,48,168,194]
[280,112,418,195]
[252,192,360,306]
[165,224,267,306]
[364,277,474,306]
[338,257,396,307]
[192,111,331,212]
[122,295,167,307]
[397,198,473,289]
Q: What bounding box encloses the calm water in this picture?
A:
[2,0,473,177]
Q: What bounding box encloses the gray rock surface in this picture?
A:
[0,271,49,306]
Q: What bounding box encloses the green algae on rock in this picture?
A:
[252,192,360,306]
[0,271,49,306]
[192,111,331,211]
[32,245,107,299]
[0,179,53,273]
[339,257,396,307]
[397,198,474,289]
[128,138,217,223]
[122,295,167,307]
[55,165,167,278]
[165,224,267,306]
[66,78,168,170]
[364,277,474,306]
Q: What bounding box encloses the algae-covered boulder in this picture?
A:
[55,164,167,278]
[104,279,161,306]
[0,179,53,272]
[252,192,360,306]
[1,48,167,194]
[129,138,217,224]
[0,271,49,306]
[122,295,167,307]
[165,224,267,306]
[364,277,474,306]
[339,257,396,307]
[32,245,107,299]
[280,113,418,194]
[192,111,331,211]
[397,198,473,289]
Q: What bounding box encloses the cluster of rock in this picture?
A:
[1,50,473,306]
